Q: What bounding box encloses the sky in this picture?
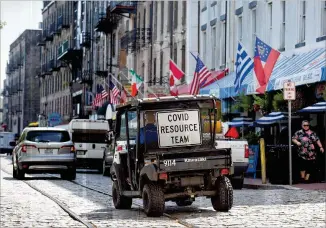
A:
[0,1,42,90]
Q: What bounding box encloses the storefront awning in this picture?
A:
[201,46,326,99]
[255,112,288,126]
[298,101,326,113]
[228,117,253,126]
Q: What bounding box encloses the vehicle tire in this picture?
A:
[112,181,132,209]
[142,183,165,217]
[211,176,233,212]
[16,166,25,180]
[231,176,244,190]
[12,163,17,179]
[102,159,110,177]
[61,167,76,180]
[176,199,193,207]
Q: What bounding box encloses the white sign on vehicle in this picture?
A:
[157,110,202,148]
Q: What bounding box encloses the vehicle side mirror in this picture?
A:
[9,141,16,147]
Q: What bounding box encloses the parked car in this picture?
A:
[0,132,16,155]
[11,127,76,180]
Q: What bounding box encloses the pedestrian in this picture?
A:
[292,120,324,183]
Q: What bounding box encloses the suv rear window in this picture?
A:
[26,131,71,143]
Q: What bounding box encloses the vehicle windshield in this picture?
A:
[126,99,221,151]
[72,132,107,144]
[26,131,71,143]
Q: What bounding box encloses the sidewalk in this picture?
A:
[244,178,326,191]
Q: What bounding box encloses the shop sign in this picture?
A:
[273,68,322,90]
[48,113,62,126]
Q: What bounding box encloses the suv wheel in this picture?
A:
[112,181,132,209]
[142,183,165,217]
[211,176,233,212]
[176,199,193,207]
[12,160,17,179]
[16,165,25,180]
[61,167,76,180]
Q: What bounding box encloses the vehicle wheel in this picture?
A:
[231,176,244,190]
[12,163,17,179]
[112,181,132,209]
[16,166,25,180]
[61,167,76,180]
[211,176,233,212]
[102,159,110,176]
[176,199,193,207]
[142,183,165,217]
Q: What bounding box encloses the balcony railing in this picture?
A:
[36,33,45,46]
[80,69,93,84]
[110,1,137,14]
[57,38,82,63]
[120,28,151,52]
[80,32,91,47]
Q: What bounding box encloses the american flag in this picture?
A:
[92,85,108,108]
[109,81,120,105]
[190,54,211,95]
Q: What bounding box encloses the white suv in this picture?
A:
[11,127,76,180]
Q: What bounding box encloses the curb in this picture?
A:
[244,183,301,190]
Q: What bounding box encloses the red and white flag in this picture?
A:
[200,68,229,88]
[169,59,184,96]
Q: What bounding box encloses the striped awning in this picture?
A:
[205,46,326,99]
[298,102,326,113]
[228,117,253,126]
[255,112,288,125]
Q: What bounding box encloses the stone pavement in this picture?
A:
[1,155,326,227]
[0,170,82,228]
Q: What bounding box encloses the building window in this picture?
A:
[154,2,158,40]
[181,44,186,73]
[220,22,226,68]
[252,9,257,52]
[160,1,164,35]
[173,43,178,64]
[168,1,173,32]
[202,31,207,63]
[159,51,163,85]
[174,1,178,29]
[280,1,286,49]
[238,15,242,42]
[112,33,116,57]
[153,58,156,85]
[212,27,217,69]
[268,2,272,31]
[299,1,306,42]
[321,2,326,36]
[182,1,186,26]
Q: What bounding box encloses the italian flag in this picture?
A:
[129,69,143,97]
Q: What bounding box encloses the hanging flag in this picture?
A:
[110,90,120,105]
[189,53,211,95]
[254,37,280,94]
[92,85,107,108]
[109,81,120,105]
[190,53,211,88]
[201,68,229,88]
[129,69,143,97]
[120,87,127,103]
[234,42,254,94]
[169,59,184,95]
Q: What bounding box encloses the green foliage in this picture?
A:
[245,131,260,145]
[253,93,270,114]
[231,92,253,112]
[272,92,287,111]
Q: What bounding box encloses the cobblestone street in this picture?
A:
[1,155,325,227]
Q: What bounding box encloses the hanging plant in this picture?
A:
[253,93,270,115]
[231,92,253,112]
[272,92,287,111]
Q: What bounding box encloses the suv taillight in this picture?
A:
[117,145,123,151]
[244,144,249,158]
[21,145,36,153]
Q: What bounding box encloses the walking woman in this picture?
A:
[292,120,324,183]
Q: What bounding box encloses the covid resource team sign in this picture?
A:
[156,110,202,148]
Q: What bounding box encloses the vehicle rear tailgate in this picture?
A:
[157,148,231,172]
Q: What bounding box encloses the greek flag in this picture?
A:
[234,42,254,93]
